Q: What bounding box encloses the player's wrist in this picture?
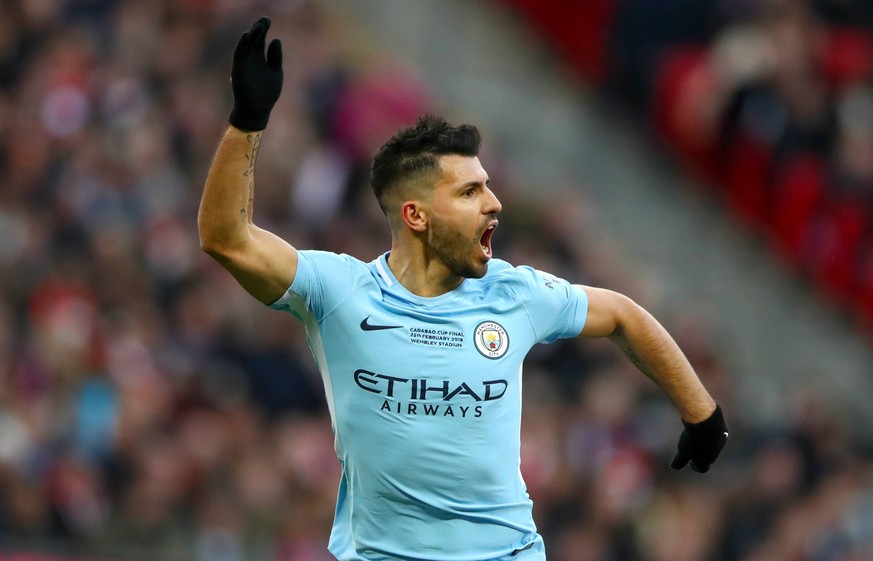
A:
[683,404,726,434]
[228,107,271,132]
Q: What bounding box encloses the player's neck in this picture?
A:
[386,243,463,298]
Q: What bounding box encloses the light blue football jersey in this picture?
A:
[270,251,588,561]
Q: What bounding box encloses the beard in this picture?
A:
[429,216,488,279]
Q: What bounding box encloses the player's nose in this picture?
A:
[483,187,502,215]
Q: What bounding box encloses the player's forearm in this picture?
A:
[609,302,716,423]
[198,126,262,255]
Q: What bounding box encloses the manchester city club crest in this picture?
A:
[474,321,509,359]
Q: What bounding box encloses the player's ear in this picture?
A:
[401,201,428,232]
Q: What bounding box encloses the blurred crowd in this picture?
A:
[513,0,873,329]
[0,1,872,561]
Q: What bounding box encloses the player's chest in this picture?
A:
[322,295,532,367]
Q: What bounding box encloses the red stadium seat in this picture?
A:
[651,46,719,179]
[503,0,617,83]
[723,136,773,229]
[815,197,870,301]
[770,154,826,267]
[822,27,873,90]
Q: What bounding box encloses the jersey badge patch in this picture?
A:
[474,321,509,359]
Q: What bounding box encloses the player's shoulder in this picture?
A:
[481,259,549,295]
[298,250,374,283]
[299,249,367,268]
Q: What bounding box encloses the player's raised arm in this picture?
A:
[579,285,728,473]
[198,17,298,304]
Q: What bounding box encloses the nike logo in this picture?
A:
[360,316,403,331]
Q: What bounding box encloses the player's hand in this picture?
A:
[229,16,283,132]
[670,404,728,473]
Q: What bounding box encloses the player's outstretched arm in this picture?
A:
[579,286,728,472]
[198,17,297,304]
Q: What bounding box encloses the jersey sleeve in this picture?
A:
[512,266,588,343]
[269,250,363,321]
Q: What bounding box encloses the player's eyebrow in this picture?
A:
[458,177,490,190]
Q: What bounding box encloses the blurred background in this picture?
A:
[1,0,873,560]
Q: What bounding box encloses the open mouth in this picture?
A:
[480,222,497,259]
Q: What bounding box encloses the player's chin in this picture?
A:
[465,255,489,278]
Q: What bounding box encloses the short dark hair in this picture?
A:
[370,114,481,213]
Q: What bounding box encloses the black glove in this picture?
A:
[229,16,283,131]
[670,404,728,473]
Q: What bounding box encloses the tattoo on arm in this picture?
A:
[621,345,657,382]
[240,132,262,218]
